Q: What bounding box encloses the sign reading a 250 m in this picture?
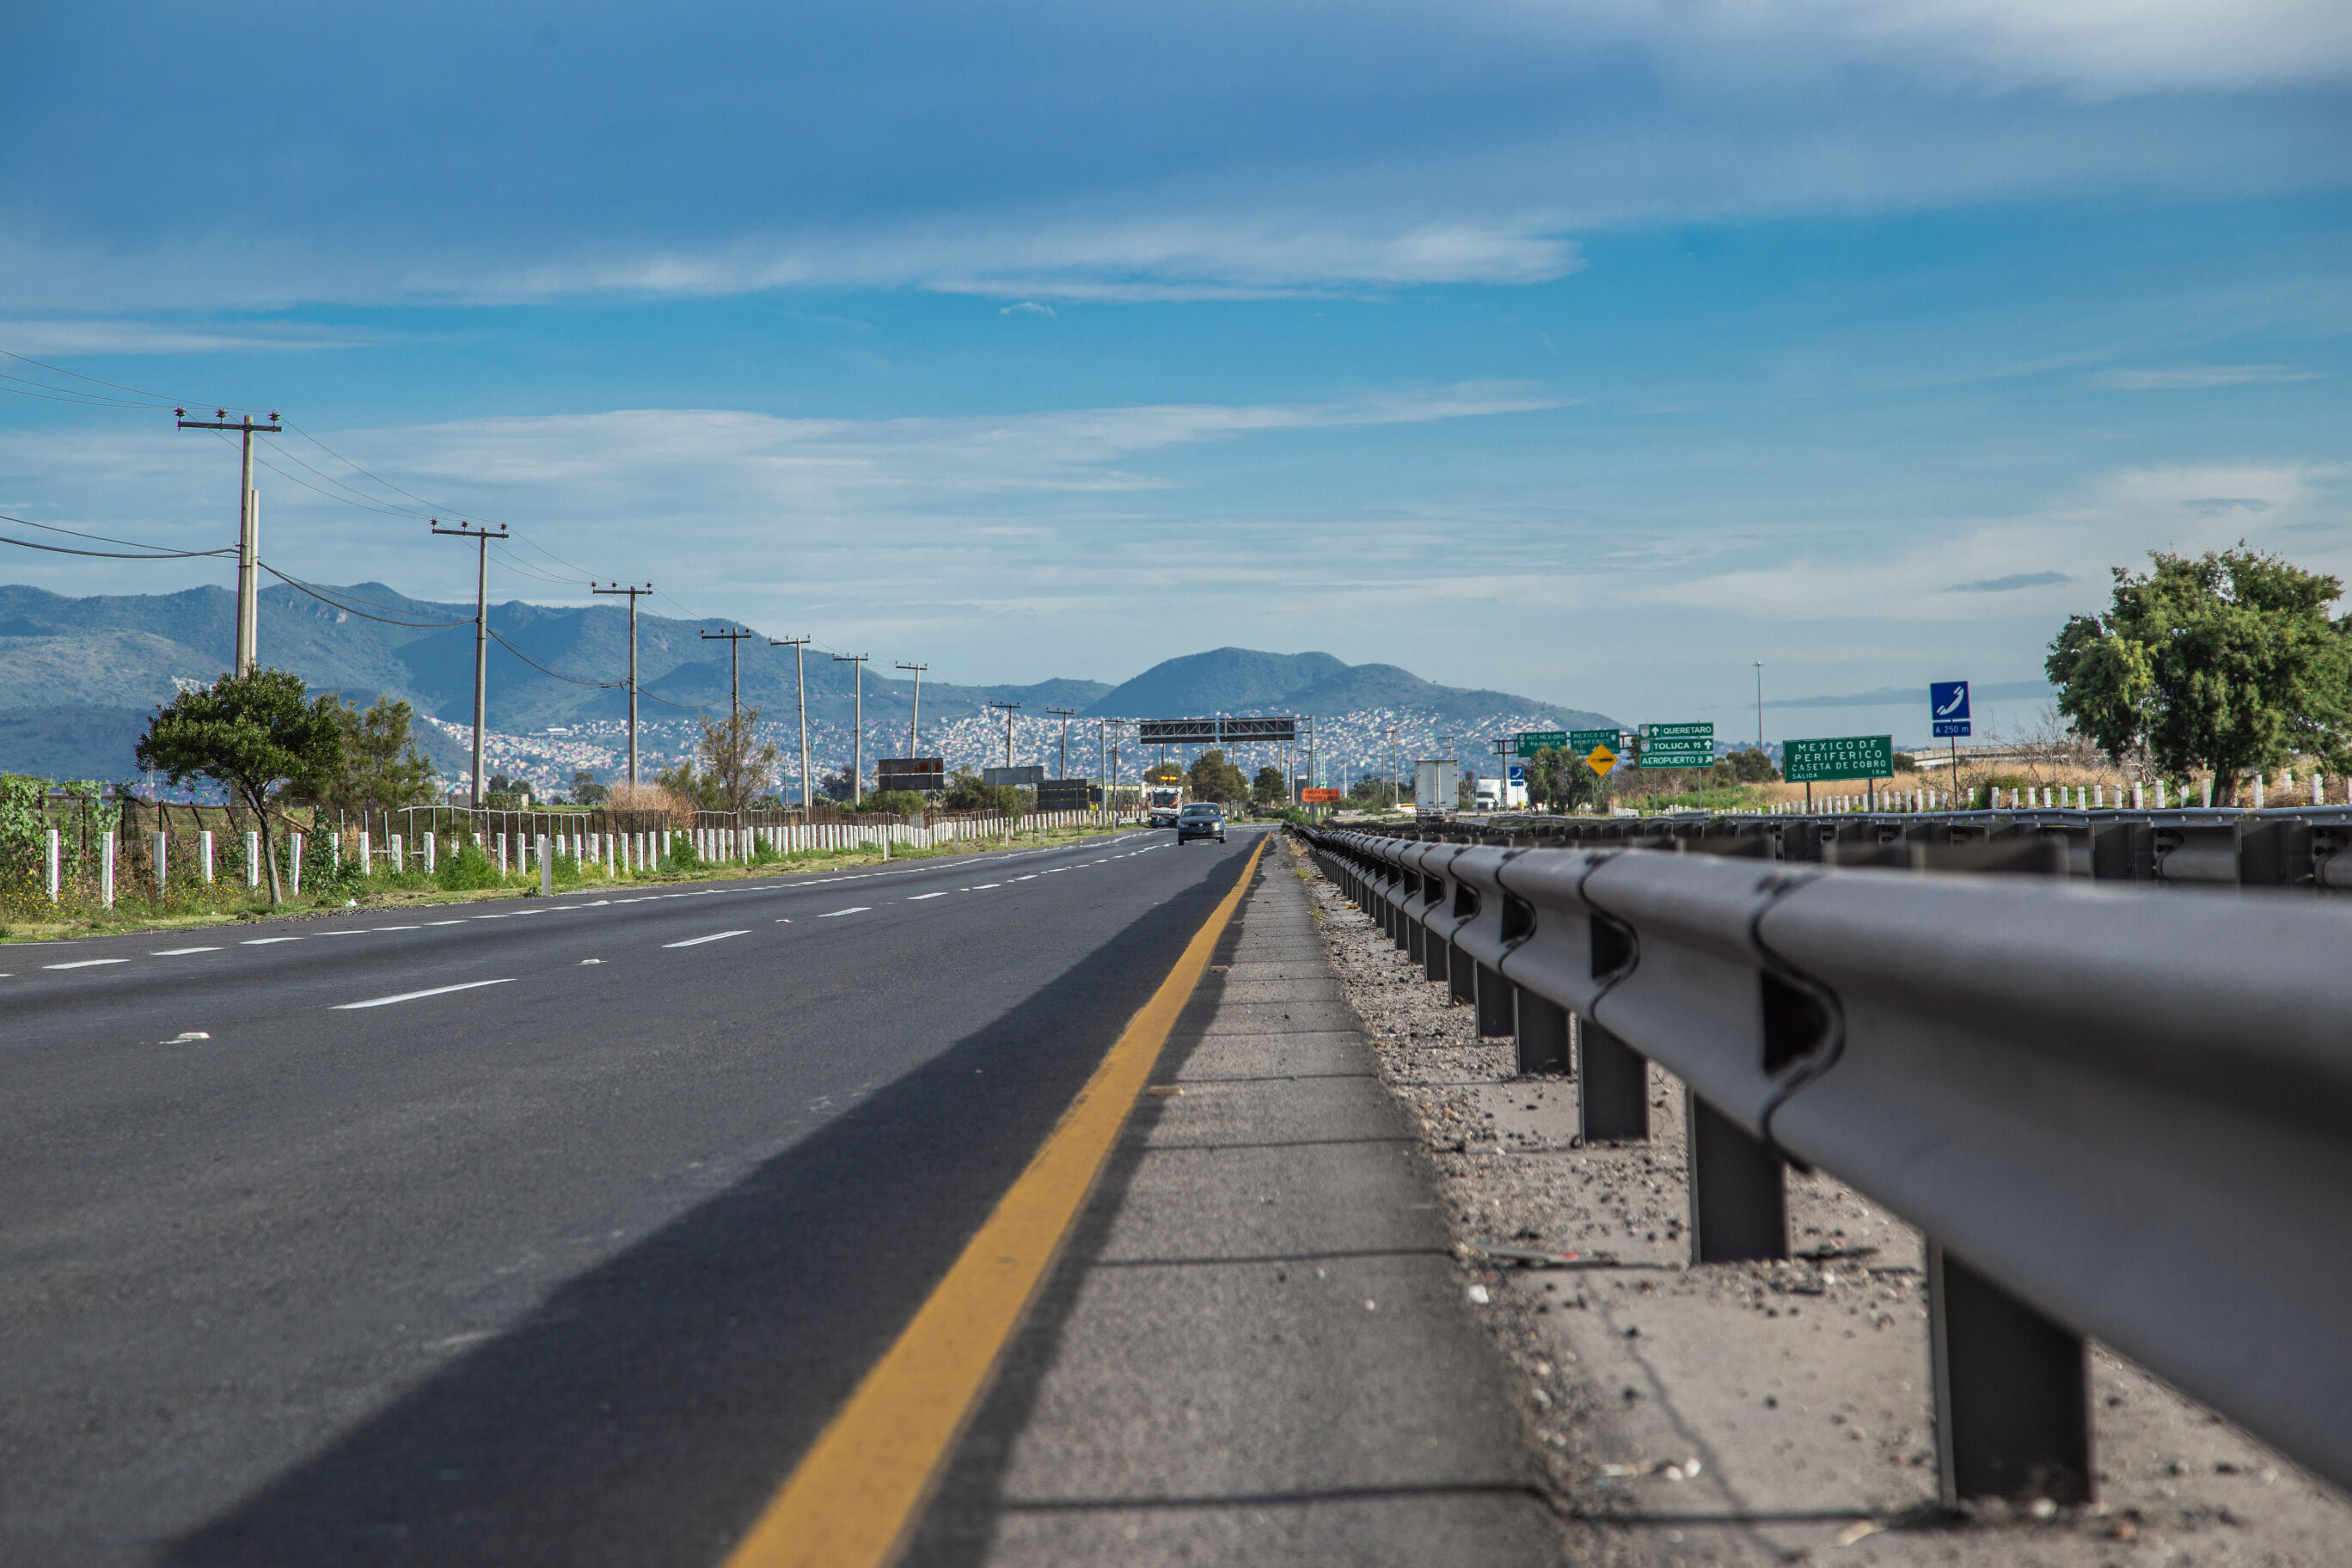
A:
[1636,721,1713,769]
[1930,680,1971,739]
[1783,734,1894,784]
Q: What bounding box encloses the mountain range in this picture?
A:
[0,581,1615,785]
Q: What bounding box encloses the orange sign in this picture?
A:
[1301,787,1342,803]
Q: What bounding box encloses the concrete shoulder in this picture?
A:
[906,844,1567,1565]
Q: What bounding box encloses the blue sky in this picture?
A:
[3,1,2348,745]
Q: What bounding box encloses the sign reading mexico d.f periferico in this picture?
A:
[1930,680,1971,739]
[1636,720,1713,769]
[1784,735,1894,784]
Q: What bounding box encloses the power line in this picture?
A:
[0,531,232,560]
[0,345,224,409]
[256,560,474,628]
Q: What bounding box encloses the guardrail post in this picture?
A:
[1685,1093,1787,1262]
[1577,1019,1648,1142]
[1928,1242,2092,1504]
[1514,988,1570,1074]
[1473,960,1514,1037]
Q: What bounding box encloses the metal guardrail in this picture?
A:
[1295,823,2352,1508]
[1363,805,2352,891]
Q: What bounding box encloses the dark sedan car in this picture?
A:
[1175,803,1228,843]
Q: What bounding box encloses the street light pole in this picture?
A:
[896,662,927,756]
[834,653,870,804]
[1045,707,1075,779]
[1755,661,1765,756]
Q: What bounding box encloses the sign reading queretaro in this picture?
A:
[1569,727,1621,777]
[1636,720,1713,769]
[1783,734,1895,784]
[1516,730,1567,758]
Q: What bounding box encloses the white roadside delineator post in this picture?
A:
[423,831,437,874]
[152,830,168,894]
[46,827,61,903]
[101,830,116,908]
[289,832,303,897]
[539,834,553,897]
[247,830,262,888]
[200,829,215,884]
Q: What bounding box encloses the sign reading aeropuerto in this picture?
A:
[1636,721,1713,769]
[1783,734,1894,783]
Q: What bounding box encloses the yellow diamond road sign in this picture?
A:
[1584,743,1617,776]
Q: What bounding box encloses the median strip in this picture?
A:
[720,835,1268,1568]
[332,978,515,1010]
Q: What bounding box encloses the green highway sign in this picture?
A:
[1516,730,1567,758]
[1784,734,1895,783]
[1636,720,1713,769]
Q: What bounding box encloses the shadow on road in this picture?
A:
[167,845,1257,1568]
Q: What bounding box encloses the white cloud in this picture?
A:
[0,318,369,357]
[2092,364,2329,389]
[997,301,1056,319]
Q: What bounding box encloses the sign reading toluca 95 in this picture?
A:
[1783,734,1895,784]
[1636,721,1713,769]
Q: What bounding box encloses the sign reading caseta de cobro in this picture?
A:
[1783,734,1895,783]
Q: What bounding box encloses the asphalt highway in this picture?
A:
[0,828,1265,1567]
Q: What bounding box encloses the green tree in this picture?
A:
[656,758,725,812]
[136,669,342,904]
[572,769,608,805]
[1186,748,1250,806]
[2047,548,2352,803]
[1250,765,1287,807]
[695,707,783,813]
[1709,747,1779,786]
[940,769,1023,813]
[290,694,437,813]
[1347,774,1396,810]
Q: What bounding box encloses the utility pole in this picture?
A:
[894,662,928,756]
[431,519,508,808]
[592,583,652,785]
[1045,707,1075,778]
[1386,726,1399,809]
[989,701,1021,769]
[1755,662,1765,756]
[176,406,281,676]
[770,636,812,808]
[835,653,870,803]
[700,626,754,720]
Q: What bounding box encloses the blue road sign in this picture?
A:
[1507,764,1526,782]
[1930,680,1972,738]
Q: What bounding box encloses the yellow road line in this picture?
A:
[722,836,1268,1568]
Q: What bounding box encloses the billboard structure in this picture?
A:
[1037,778,1093,811]
[982,765,1046,789]
[876,756,945,792]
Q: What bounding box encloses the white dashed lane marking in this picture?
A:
[817,907,871,918]
[662,930,750,948]
[333,978,517,1011]
[150,946,221,956]
[45,959,128,971]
